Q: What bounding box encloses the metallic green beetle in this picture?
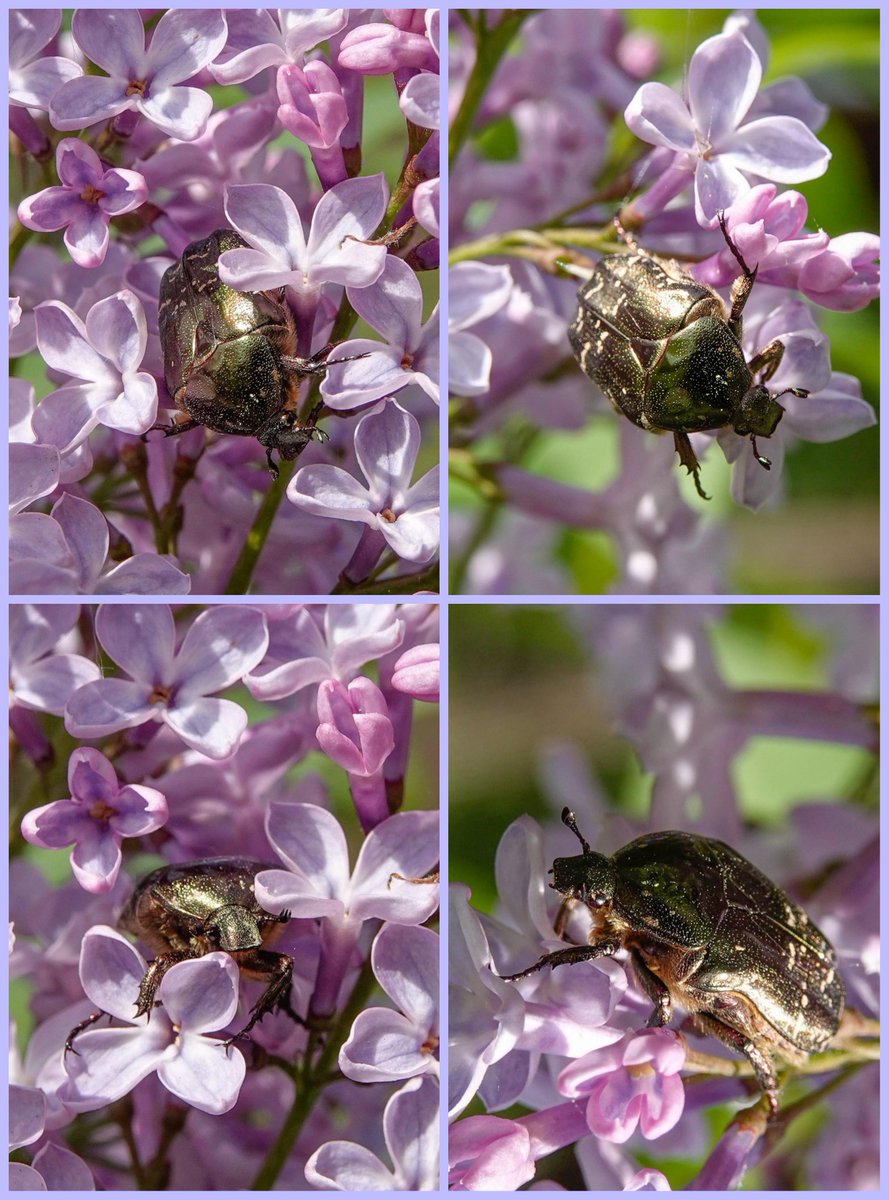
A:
[157,229,341,477]
[568,215,808,499]
[67,858,298,1052]
[503,809,845,1114]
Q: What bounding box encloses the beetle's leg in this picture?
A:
[265,447,280,480]
[627,950,673,1026]
[750,436,772,471]
[145,417,203,441]
[746,339,785,384]
[692,1011,780,1118]
[64,1009,107,1056]
[280,348,371,377]
[135,951,199,1019]
[717,211,758,337]
[673,432,711,501]
[500,940,620,981]
[227,949,298,1043]
[613,212,641,253]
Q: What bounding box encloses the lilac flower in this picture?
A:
[219,176,388,317]
[49,10,228,141]
[18,140,148,269]
[277,62,349,189]
[306,1074,439,1190]
[558,1030,687,1143]
[21,747,168,893]
[797,232,881,312]
[625,30,831,225]
[244,604,404,700]
[316,677,395,831]
[13,1143,96,1192]
[288,401,439,564]
[339,923,439,1082]
[9,10,82,111]
[255,802,439,1017]
[449,263,514,396]
[321,255,439,409]
[65,605,269,760]
[30,292,157,455]
[9,605,100,717]
[390,644,440,702]
[60,927,246,1115]
[9,442,60,518]
[10,1082,45,1149]
[11,494,191,596]
[448,1105,591,1191]
[338,20,439,74]
[209,10,349,87]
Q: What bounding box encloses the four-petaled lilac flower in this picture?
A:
[306,1075,439,1190]
[31,291,157,455]
[288,401,439,564]
[255,802,439,1018]
[9,604,101,717]
[559,1029,687,1143]
[9,10,82,111]
[11,493,191,596]
[65,605,269,760]
[21,747,168,893]
[60,927,246,1115]
[209,9,349,86]
[321,255,440,409]
[49,9,228,142]
[245,605,404,701]
[340,923,439,1082]
[625,30,831,225]
[18,140,148,269]
[219,176,388,337]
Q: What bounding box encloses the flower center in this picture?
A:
[626,1062,656,1079]
[149,684,173,704]
[380,508,398,523]
[80,184,104,205]
[89,800,118,822]
[421,1034,440,1055]
[126,79,147,97]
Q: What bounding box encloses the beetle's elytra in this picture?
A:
[66,858,299,1053]
[502,809,845,1114]
[156,229,347,478]
[568,215,808,499]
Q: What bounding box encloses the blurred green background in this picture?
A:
[450,8,879,594]
[449,603,877,913]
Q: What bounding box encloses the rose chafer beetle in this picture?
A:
[156,229,358,478]
[503,809,845,1114]
[66,858,299,1052]
[568,215,808,499]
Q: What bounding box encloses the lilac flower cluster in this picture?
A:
[449,11,878,594]
[448,604,878,1190]
[11,602,440,1190]
[11,9,440,596]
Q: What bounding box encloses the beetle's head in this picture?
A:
[551,852,616,910]
[734,385,784,438]
[211,904,262,952]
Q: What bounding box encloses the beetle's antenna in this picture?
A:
[560,807,591,854]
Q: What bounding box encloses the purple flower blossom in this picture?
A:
[559,1030,687,1143]
[255,801,439,1017]
[59,928,247,1115]
[21,747,168,893]
[288,401,440,565]
[18,140,148,269]
[276,61,349,190]
[305,1074,439,1190]
[321,255,440,409]
[339,923,439,1082]
[11,493,191,596]
[624,30,831,225]
[50,10,228,141]
[9,11,82,111]
[30,292,157,455]
[65,605,269,759]
[9,605,100,717]
[391,643,440,702]
[209,10,349,87]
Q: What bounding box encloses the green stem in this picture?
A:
[333,561,440,594]
[449,11,534,171]
[224,460,295,594]
[251,957,379,1190]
